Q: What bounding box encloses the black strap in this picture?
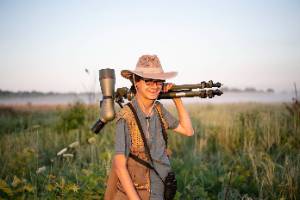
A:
[129,153,164,184]
[154,104,168,149]
[129,153,154,169]
[127,103,165,184]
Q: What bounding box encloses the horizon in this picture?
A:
[1,1,299,93]
[0,85,297,94]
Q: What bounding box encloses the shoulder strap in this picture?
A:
[155,101,169,129]
[129,152,164,184]
[154,103,168,148]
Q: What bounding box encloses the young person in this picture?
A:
[113,55,194,200]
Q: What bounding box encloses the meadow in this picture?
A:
[0,100,299,200]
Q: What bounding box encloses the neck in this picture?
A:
[135,93,155,115]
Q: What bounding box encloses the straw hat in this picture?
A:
[121,55,177,80]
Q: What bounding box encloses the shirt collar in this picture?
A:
[131,97,156,118]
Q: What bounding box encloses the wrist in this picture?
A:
[172,97,182,104]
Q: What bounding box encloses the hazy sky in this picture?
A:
[0,0,299,93]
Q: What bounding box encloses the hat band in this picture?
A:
[135,67,164,74]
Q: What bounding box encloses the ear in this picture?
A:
[135,81,142,88]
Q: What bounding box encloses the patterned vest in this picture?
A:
[115,101,169,198]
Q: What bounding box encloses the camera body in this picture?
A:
[164,172,177,200]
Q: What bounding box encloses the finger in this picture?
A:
[164,85,168,93]
[167,83,174,91]
[162,83,166,92]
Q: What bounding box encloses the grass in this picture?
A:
[0,101,299,199]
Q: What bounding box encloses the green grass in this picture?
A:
[0,102,299,199]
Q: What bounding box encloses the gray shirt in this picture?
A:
[115,98,179,200]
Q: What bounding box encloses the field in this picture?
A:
[0,101,299,200]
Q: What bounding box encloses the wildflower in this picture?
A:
[57,147,68,156]
[36,166,46,174]
[12,176,22,187]
[88,137,96,144]
[68,141,80,149]
[67,183,80,192]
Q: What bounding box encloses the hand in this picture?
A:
[162,83,174,93]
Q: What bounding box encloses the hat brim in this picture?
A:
[121,70,177,80]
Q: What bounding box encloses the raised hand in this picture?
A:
[162,83,174,93]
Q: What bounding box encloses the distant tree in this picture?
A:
[230,88,242,92]
[266,88,275,93]
[244,87,257,92]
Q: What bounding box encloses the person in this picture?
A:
[112,55,194,200]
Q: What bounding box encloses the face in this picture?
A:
[135,77,165,100]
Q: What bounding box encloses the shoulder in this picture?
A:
[155,101,168,115]
[155,100,164,110]
[115,104,133,122]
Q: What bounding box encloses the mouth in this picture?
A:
[148,89,160,95]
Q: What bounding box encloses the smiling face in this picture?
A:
[135,77,165,101]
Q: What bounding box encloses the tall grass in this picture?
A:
[0,102,299,199]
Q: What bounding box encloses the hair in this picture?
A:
[129,74,142,94]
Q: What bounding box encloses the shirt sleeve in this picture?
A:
[114,118,130,156]
[160,103,179,130]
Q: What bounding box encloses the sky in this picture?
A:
[0,0,299,93]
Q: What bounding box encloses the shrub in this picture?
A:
[56,102,86,132]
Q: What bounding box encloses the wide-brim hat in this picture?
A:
[121,55,177,80]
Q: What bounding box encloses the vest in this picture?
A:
[104,101,169,200]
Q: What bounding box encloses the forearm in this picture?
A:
[113,154,140,200]
[173,98,194,136]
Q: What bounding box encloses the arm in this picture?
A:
[114,119,140,200]
[113,154,140,200]
[162,83,194,136]
[172,98,194,136]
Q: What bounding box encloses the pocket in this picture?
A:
[127,157,149,186]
